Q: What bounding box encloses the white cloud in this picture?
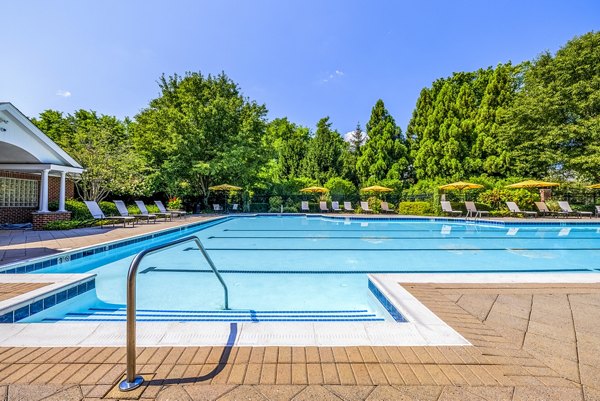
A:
[56,90,72,98]
[320,69,345,84]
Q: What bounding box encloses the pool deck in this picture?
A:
[0,214,598,399]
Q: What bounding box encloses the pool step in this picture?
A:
[44,307,385,322]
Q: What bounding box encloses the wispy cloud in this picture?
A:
[56,89,72,98]
[320,69,345,84]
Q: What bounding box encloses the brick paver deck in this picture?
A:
[0,283,596,400]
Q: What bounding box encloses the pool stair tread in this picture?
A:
[43,307,385,322]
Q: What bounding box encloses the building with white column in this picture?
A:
[0,103,84,228]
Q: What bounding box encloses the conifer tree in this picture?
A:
[302,117,344,184]
[356,100,409,184]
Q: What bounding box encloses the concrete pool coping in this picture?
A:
[0,272,599,347]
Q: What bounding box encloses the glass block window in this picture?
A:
[0,177,39,207]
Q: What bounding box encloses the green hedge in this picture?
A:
[49,199,160,219]
[398,201,434,215]
[43,219,98,230]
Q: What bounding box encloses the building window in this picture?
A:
[0,177,39,207]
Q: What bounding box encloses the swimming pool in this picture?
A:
[5,215,600,324]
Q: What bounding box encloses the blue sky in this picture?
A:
[3,1,599,135]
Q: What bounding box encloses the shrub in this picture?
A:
[398,201,434,216]
[43,219,97,230]
[367,196,381,213]
[477,188,539,210]
[49,199,91,220]
[283,198,298,213]
[167,197,183,210]
[268,196,283,212]
[324,177,357,197]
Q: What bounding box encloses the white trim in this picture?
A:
[0,103,83,169]
[0,163,83,174]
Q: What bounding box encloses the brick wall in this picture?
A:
[0,170,76,224]
[31,211,72,230]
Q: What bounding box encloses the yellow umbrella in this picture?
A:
[438,181,483,191]
[586,183,600,189]
[505,180,559,189]
[360,185,393,193]
[209,184,242,191]
[300,186,329,194]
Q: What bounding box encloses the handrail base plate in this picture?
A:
[119,376,144,392]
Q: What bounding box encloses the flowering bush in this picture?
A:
[167,197,183,210]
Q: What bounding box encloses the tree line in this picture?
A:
[32,31,600,207]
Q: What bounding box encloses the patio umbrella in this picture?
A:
[209,184,242,191]
[505,180,559,189]
[360,185,393,193]
[438,181,484,191]
[300,186,329,194]
[438,181,483,201]
[586,183,600,189]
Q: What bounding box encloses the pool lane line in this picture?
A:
[89,307,371,314]
[208,235,600,240]
[202,247,600,251]
[68,312,379,318]
[141,268,593,274]
[44,317,387,322]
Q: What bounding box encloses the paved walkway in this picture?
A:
[0,283,596,400]
[0,215,220,266]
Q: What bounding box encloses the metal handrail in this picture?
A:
[119,235,229,392]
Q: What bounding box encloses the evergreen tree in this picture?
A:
[302,117,344,184]
[471,63,518,176]
[356,100,409,184]
[350,122,364,154]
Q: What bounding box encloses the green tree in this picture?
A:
[500,31,600,180]
[302,117,344,183]
[33,110,146,201]
[357,99,409,184]
[132,72,268,206]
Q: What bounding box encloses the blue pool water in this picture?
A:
[19,216,600,322]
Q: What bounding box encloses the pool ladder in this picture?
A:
[119,236,229,392]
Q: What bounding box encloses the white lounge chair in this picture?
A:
[331,201,342,212]
[319,201,329,212]
[360,201,372,213]
[558,201,593,218]
[534,201,560,217]
[212,204,223,213]
[84,200,135,228]
[155,200,186,218]
[440,201,461,216]
[135,200,171,221]
[230,203,239,212]
[506,202,537,218]
[343,201,354,212]
[380,201,395,214]
[596,205,600,217]
[114,200,156,224]
[301,201,310,212]
[465,201,489,218]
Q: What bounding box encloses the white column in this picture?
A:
[58,171,67,212]
[39,169,49,212]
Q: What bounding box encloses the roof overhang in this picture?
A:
[0,102,83,169]
[0,163,84,175]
